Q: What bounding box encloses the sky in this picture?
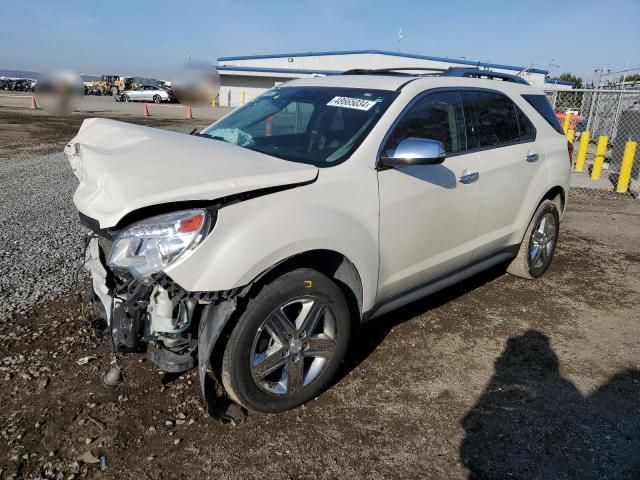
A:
[1,0,639,82]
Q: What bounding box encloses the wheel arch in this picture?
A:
[542,185,566,215]
[517,184,566,245]
[248,249,364,326]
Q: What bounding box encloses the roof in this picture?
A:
[217,49,549,75]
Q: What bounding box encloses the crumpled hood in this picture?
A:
[65,118,318,228]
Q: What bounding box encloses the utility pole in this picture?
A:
[397,29,403,53]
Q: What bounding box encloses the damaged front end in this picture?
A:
[83,209,246,425]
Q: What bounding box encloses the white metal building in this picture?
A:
[216,50,573,106]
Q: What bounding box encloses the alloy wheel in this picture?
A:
[250,296,337,395]
[529,212,556,270]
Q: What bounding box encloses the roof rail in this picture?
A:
[340,66,530,85]
[442,67,529,85]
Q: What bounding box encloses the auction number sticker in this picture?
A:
[327,96,377,111]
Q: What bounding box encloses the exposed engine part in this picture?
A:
[111,283,151,352]
[143,285,198,372]
[148,286,195,335]
[101,363,123,387]
[147,343,194,372]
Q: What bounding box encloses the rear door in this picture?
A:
[461,90,543,259]
[129,86,144,100]
[142,85,156,101]
[377,90,482,300]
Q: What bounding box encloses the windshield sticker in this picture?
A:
[327,96,377,111]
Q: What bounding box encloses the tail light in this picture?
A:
[567,140,574,164]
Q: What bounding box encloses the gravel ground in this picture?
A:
[0,152,86,319]
[1,107,639,479]
[0,109,219,322]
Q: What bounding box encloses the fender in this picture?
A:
[165,169,381,312]
[198,298,247,427]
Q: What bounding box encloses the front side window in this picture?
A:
[383,91,467,155]
[201,86,398,167]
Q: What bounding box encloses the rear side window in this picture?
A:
[522,94,564,135]
[384,91,467,155]
[462,91,521,147]
[516,109,536,142]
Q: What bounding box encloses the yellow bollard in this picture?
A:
[616,141,637,193]
[567,129,575,144]
[241,91,246,105]
[591,135,608,179]
[575,131,590,172]
[562,114,571,134]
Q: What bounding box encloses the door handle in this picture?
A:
[526,153,539,162]
[459,170,480,184]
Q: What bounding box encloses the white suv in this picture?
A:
[66,68,570,420]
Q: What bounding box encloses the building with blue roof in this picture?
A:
[215,49,572,106]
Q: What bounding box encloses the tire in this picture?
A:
[111,87,119,97]
[507,199,560,279]
[153,95,162,104]
[221,268,350,413]
[123,94,130,102]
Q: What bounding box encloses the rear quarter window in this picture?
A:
[522,94,565,135]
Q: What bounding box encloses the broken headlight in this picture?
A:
[108,209,211,279]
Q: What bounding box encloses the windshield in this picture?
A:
[200,86,397,166]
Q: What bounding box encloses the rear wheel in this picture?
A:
[153,95,162,104]
[507,199,560,279]
[221,268,350,413]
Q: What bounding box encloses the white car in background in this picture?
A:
[117,84,175,103]
[66,67,570,423]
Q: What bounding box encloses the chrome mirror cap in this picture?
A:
[380,138,446,167]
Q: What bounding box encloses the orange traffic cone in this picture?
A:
[186,104,193,119]
[30,96,38,109]
[143,103,150,116]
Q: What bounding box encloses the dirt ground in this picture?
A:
[1,106,639,479]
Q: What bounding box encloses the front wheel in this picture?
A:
[507,199,560,279]
[221,268,350,413]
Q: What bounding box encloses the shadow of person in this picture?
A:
[460,330,640,480]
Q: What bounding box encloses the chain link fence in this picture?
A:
[545,86,640,200]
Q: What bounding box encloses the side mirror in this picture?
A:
[380,138,446,167]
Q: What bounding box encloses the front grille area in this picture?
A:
[153,273,239,303]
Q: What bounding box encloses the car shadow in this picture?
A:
[394,163,458,189]
[460,330,640,479]
[335,261,508,384]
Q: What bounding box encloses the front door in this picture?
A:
[377,91,481,301]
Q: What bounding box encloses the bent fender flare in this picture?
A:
[198,297,247,426]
